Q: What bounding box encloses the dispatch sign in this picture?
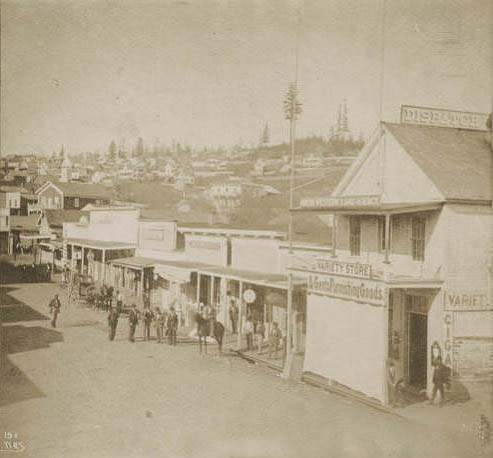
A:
[401,105,489,131]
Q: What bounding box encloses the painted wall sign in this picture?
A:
[444,291,491,311]
[401,105,489,131]
[291,257,372,280]
[307,274,385,306]
[188,240,221,251]
[443,313,453,368]
[300,195,380,209]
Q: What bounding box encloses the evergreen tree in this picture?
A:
[135,137,144,157]
[108,140,117,159]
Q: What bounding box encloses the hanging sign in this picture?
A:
[307,274,385,306]
[300,195,380,209]
[444,291,491,311]
[401,105,489,131]
[243,289,256,303]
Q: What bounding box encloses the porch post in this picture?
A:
[384,213,391,264]
[237,280,243,350]
[382,285,390,405]
[138,268,143,306]
[210,275,215,306]
[102,249,106,284]
[81,246,85,275]
[331,213,337,257]
[196,272,201,303]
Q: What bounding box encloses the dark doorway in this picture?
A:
[409,313,427,388]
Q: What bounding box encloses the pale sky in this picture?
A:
[1,0,491,155]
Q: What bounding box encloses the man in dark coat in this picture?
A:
[229,300,238,334]
[142,306,154,341]
[108,306,119,341]
[167,307,178,346]
[128,305,139,342]
[430,355,450,406]
[49,294,61,328]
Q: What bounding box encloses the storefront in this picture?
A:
[292,108,493,405]
[65,237,135,284]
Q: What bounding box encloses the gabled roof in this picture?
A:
[384,122,492,201]
[37,181,112,199]
[43,210,89,228]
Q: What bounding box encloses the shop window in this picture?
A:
[411,217,425,261]
[74,198,79,208]
[349,216,361,256]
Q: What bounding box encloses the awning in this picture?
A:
[39,241,63,251]
[66,238,136,250]
[154,264,191,283]
[20,234,50,240]
[108,256,158,269]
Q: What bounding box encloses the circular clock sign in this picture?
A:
[243,289,256,303]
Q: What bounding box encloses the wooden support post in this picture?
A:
[210,275,215,306]
[237,281,243,350]
[382,287,390,405]
[331,213,337,258]
[196,272,201,304]
[102,249,106,284]
[384,213,391,264]
[81,246,85,275]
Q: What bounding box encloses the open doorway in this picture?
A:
[408,312,427,388]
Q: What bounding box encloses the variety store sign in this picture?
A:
[444,291,491,311]
[401,105,489,131]
[292,257,372,280]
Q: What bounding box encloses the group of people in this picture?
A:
[108,304,179,345]
[241,315,283,359]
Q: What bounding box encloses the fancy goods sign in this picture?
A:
[401,105,489,131]
[300,195,380,209]
[308,274,385,306]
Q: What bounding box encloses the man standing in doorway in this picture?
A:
[128,305,139,342]
[268,322,282,359]
[229,299,238,334]
[429,355,450,406]
[49,294,61,328]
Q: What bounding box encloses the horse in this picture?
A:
[195,313,225,354]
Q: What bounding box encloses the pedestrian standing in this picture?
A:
[429,355,449,406]
[243,316,254,351]
[268,322,282,359]
[229,300,238,334]
[128,305,139,342]
[142,305,154,341]
[256,320,265,354]
[167,307,178,346]
[154,308,165,343]
[116,290,124,314]
[48,294,62,328]
[108,306,119,341]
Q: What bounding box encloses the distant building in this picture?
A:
[0,186,21,215]
[36,181,111,211]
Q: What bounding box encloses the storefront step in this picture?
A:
[302,371,396,416]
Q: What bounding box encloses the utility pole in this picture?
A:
[282,82,302,378]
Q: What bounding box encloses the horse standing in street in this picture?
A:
[195,313,225,354]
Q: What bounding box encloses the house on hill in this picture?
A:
[36,181,111,211]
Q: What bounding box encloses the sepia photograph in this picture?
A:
[0,1,492,457]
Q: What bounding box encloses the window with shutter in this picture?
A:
[349,216,361,256]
